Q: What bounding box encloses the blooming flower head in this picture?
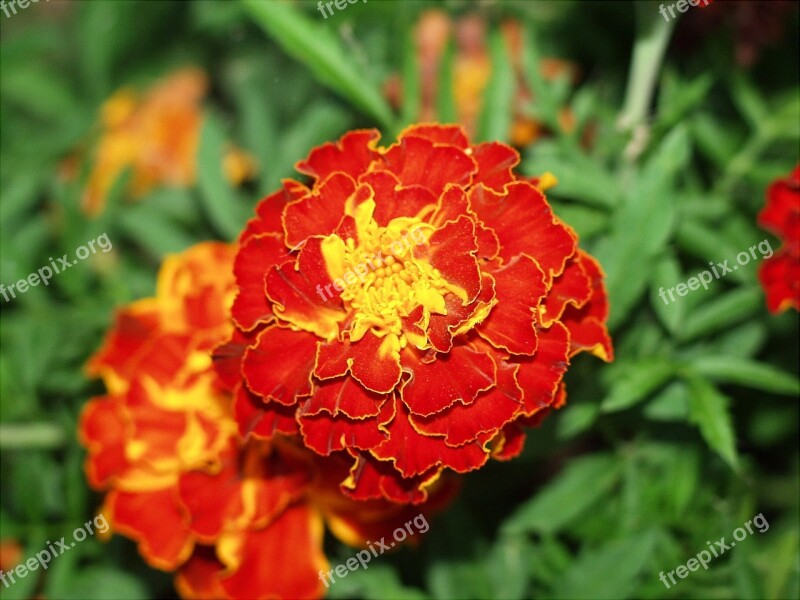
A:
[79,68,256,216]
[758,165,800,313]
[221,124,613,505]
[80,242,438,599]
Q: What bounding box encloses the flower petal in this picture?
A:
[234,384,300,438]
[469,182,576,282]
[400,345,496,416]
[471,142,520,191]
[479,255,547,355]
[232,234,290,331]
[301,376,387,419]
[314,332,403,394]
[296,129,380,182]
[370,399,489,477]
[282,172,357,249]
[382,134,477,197]
[265,237,345,338]
[512,321,570,416]
[242,326,317,405]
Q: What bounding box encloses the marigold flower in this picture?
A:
[80,242,441,600]
[80,68,256,216]
[219,124,613,505]
[758,165,800,313]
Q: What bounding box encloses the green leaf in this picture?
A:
[650,252,685,333]
[689,356,800,396]
[554,530,659,600]
[678,287,762,342]
[601,358,676,413]
[241,0,395,129]
[502,454,621,535]
[685,375,739,469]
[643,380,690,422]
[196,114,252,240]
[477,29,515,143]
[45,566,149,600]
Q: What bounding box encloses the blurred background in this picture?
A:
[1,0,798,598]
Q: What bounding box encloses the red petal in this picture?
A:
[512,322,570,416]
[759,250,800,313]
[561,251,614,360]
[427,273,496,353]
[79,396,129,489]
[219,504,328,600]
[343,452,440,504]
[371,399,489,477]
[360,170,437,226]
[282,172,357,249]
[299,410,387,455]
[232,234,290,331]
[471,142,520,191]
[479,255,547,355]
[107,489,193,570]
[301,376,387,419]
[469,182,576,282]
[265,237,345,338]
[234,383,300,438]
[382,135,477,198]
[296,129,380,182]
[212,328,257,393]
[175,547,227,600]
[412,359,523,446]
[759,165,800,241]
[240,180,309,243]
[413,215,482,303]
[400,345,496,416]
[242,326,317,405]
[314,332,402,394]
[541,255,592,326]
[489,423,526,461]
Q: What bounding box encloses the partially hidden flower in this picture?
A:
[218,124,613,506]
[80,242,443,600]
[758,165,800,313]
[383,11,581,147]
[79,68,257,216]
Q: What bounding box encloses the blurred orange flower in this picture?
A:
[385,10,580,146]
[758,165,800,313]
[219,124,613,506]
[80,69,256,216]
[80,242,442,600]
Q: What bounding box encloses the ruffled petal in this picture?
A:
[314,332,403,394]
[468,182,576,282]
[231,234,290,331]
[296,129,380,181]
[512,321,570,416]
[400,345,496,416]
[479,255,547,355]
[106,489,193,571]
[218,504,328,600]
[234,384,300,439]
[371,399,489,477]
[265,237,345,338]
[382,134,477,197]
[342,452,441,504]
[301,376,387,419]
[242,326,318,405]
[471,142,520,191]
[283,172,357,249]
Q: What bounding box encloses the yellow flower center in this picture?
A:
[320,197,465,354]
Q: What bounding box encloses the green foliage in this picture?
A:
[1,1,798,599]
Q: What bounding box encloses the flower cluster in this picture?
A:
[758,165,800,313]
[219,124,613,506]
[80,243,441,599]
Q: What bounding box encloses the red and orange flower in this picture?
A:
[80,242,443,599]
[219,124,613,506]
[758,165,800,314]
